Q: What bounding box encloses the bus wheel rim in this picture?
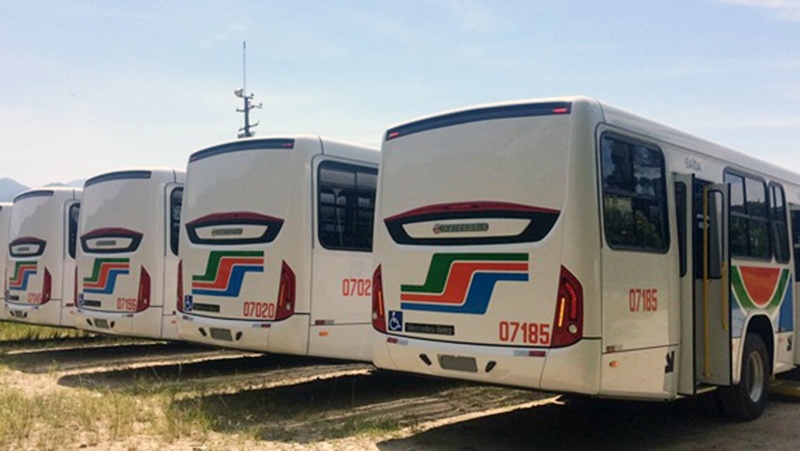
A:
[747,351,765,403]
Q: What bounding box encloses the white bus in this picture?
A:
[177,135,379,361]
[5,187,82,327]
[372,96,800,420]
[0,203,11,321]
[74,168,185,340]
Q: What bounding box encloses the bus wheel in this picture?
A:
[719,333,769,421]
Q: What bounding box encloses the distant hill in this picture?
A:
[45,179,85,188]
[0,177,29,202]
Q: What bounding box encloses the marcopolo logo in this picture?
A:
[83,258,130,294]
[400,253,529,314]
[8,261,37,291]
[192,250,264,297]
[432,222,489,235]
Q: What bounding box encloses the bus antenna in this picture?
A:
[235,41,262,139]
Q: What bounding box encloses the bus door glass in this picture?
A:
[695,181,731,386]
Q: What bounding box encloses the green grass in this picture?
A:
[0,321,91,343]
[0,382,213,449]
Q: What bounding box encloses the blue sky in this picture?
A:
[1,0,799,187]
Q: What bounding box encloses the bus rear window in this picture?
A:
[317,161,377,252]
[600,133,669,252]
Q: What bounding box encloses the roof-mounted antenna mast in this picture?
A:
[235,41,262,138]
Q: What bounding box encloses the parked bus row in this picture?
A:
[4,96,800,421]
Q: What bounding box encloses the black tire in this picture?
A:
[718,333,769,421]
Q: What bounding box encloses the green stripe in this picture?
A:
[730,267,755,310]
[84,258,128,283]
[768,268,790,310]
[193,250,264,283]
[401,253,528,294]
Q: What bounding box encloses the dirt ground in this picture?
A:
[2,338,800,450]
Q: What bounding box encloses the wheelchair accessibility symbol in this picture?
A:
[388,310,403,332]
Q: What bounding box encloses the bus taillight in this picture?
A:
[552,265,583,347]
[42,268,52,305]
[136,266,151,312]
[176,260,184,312]
[275,261,295,320]
[372,265,386,333]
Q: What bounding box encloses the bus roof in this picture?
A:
[14,186,81,203]
[385,95,800,188]
[84,168,185,188]
[189,135,378,164]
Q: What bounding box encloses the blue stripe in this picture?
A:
[84,268,130,294]
[9,269,36,291]
[779,282,794,332]
[191,264,263,297]
[401,272,528,314]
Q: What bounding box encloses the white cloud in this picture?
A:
[720,0,800,21]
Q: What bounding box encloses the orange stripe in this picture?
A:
[739,266,780,307]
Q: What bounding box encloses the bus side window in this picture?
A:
[317,162,377,252]
[770,183,790,263]
[600,134,669,252]
[169,187,183,256]
[724,170,770,260]
[68,203,80,259]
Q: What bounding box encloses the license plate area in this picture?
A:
[438,355,478,373]
[94,318,109,329]
[210,327,233,341]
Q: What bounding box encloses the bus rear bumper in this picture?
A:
[73,307,178,340]
[176,313,308,354]
[4,300,74,328]
[374,333,601,394]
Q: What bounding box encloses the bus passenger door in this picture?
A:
[676,175,732,391]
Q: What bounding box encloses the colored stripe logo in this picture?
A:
[731,265,790,311]
[191,250,264,297]
[8,261,37,291]
[83,258,130,294]
[401,253,529,314]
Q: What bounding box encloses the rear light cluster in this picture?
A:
[136,267,150,312]
[372,265,386,332]
[275,261,295,320]
[551,265,583,347]
[41,268,52,305]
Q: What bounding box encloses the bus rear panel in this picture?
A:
[5,188,81,327]
[373,99,603,393]
[177,136,379,361]
[75,169,185,339]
